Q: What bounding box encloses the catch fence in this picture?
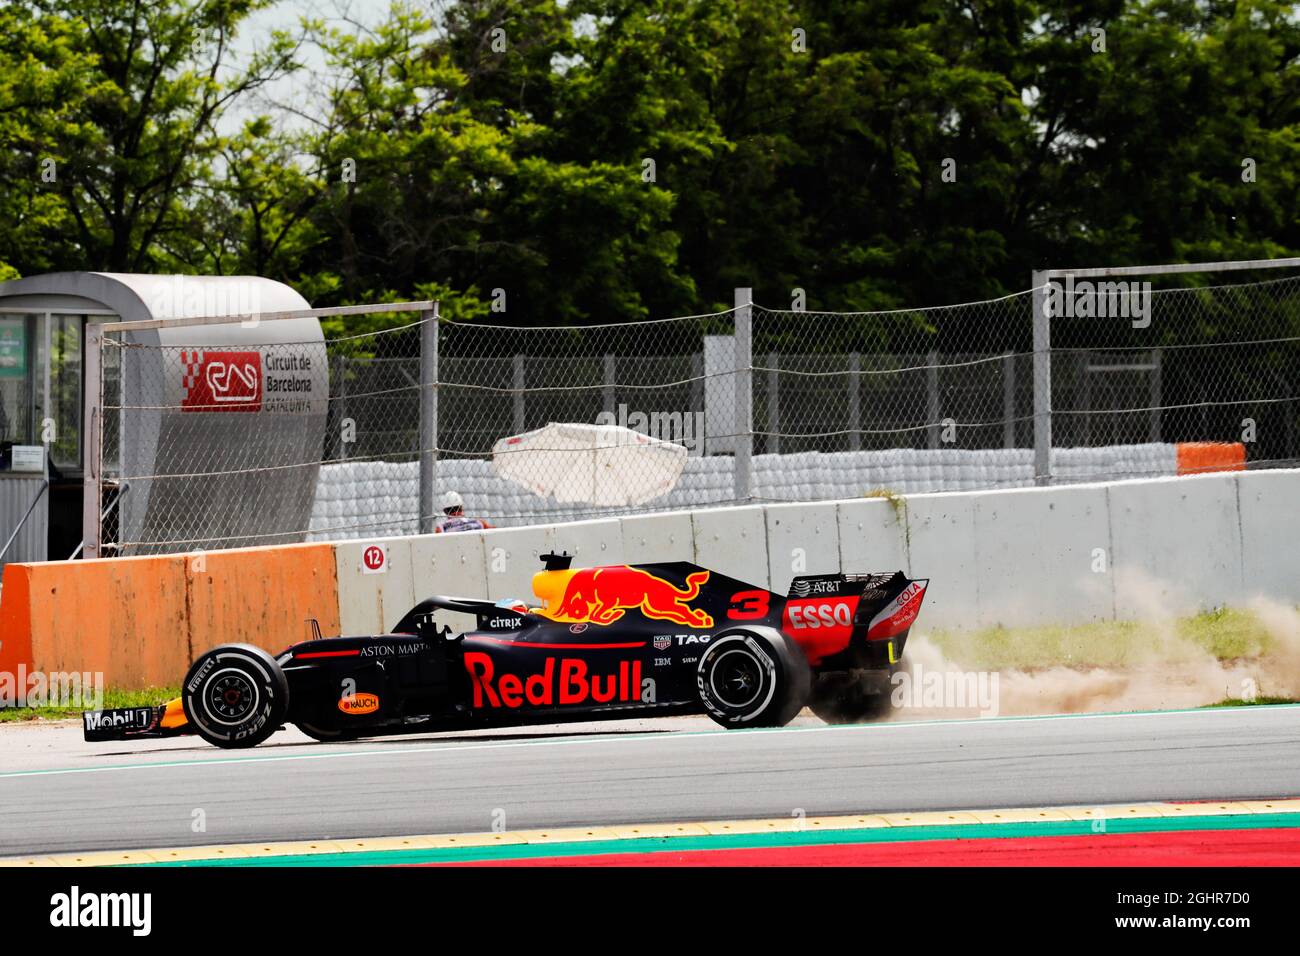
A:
[87,259,1300,553]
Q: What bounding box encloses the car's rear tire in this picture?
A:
[182,644,288,749]
[809,668,897,724]
[697,629,810,728]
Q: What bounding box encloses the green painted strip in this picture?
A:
[135,811,1300,868]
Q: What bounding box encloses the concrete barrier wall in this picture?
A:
[311,441,1245,536]
[308,466,1300,634]
[1,468,1293,689]
[1239,470,1300,606]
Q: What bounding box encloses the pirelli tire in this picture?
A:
[696,628,811,729]
[181,644,289,749]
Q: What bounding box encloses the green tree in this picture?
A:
[288,2,692,325]
[0,4,99,278]
[7,0,297,274]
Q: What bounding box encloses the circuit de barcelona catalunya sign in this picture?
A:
[179,350,318,414]
[116,320,328,554]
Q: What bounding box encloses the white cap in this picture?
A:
[440,490,464,512]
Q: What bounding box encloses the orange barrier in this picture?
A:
[184,545,341,658]
[0,564,34,689]
[1176,441,1246,475]
[0,544,340,690]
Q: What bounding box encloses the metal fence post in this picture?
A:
[766,351,780,455]
[603,354,616,416]
[81,321,103,559]
[848,352,861,451]
[1002,352,1016,448]
[418,304,439,534]
[336,354,349,460]
[1032,269,1052,485]
[926,350,940,450]
[512,354,525,433]
[734,288,753,503]
[1080,351,1092,446]
[1149,348,1162,443]
[689,352,704,425]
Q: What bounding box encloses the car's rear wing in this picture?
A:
[849,571,929,642]
[785,571,928,668]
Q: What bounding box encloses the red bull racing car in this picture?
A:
[83,554,928,749]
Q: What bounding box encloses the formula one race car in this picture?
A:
[83,554,928,749]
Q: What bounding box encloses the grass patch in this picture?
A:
[864,487,906,519]
[1206,696,1298,708]
[864,487,909,549]
[0,686,178,723]
[926,606,1277,671]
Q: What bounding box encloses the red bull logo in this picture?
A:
[464,652,654,708]
[537,566,714,629]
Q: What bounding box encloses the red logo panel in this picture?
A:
[181,351,262,412]
[782,596,859,663]
[866,582,927,640]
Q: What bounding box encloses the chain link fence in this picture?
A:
[1047,272,1300,466]
[91,262,1300,554]
[752,294,1033,455]
[97,306,433,554]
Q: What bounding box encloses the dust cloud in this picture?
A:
[889,577,1300,719]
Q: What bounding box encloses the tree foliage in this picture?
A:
[2,0,1299,320]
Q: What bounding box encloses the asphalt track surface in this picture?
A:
[1,705,1297,857]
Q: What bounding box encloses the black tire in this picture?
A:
[181,644,289,749]
[295,722,357,743]
[696,629,811,728]
[809,668,897,724]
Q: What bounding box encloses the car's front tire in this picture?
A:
[182,644,288,749]
[696,629,810,728]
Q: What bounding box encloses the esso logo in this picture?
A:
[787,602,853,629]
[361,545,387,574]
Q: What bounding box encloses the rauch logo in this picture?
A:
[338,693,380,715]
